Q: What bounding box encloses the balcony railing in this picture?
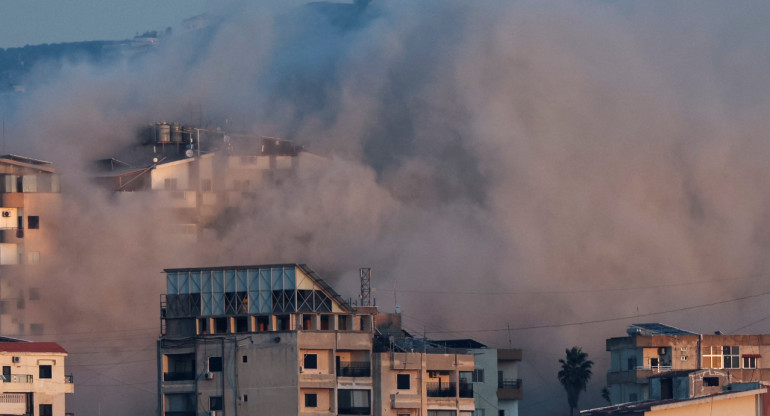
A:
[164,372,196,381]
[459,382,474,398]
[338,362,371,378]
[164,412,195,416]
[636,365,672,373]
[426,381,456,397]
[1,374,32,383]
[498,378,522,389]
[65,374,74,384]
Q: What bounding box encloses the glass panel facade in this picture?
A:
[165,266,316,317]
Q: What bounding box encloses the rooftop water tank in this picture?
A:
[155,122,171,143]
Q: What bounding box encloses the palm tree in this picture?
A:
[558,346,594,416]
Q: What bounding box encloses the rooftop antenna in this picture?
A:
[360,268,372,307]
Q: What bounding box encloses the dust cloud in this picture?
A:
[3,0,770,414]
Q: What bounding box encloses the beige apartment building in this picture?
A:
[0,341,74,416]
[0,155,61,336]
[158,263,496,416]
[606,323,770,404]
[95,123,322,240]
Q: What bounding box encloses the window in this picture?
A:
[304,353,317,369]
[428,411,457,416]
[704,377,720,387]
[242,355,248,363]
[629,393,638,401]
[743,356,757,369]
[208,357,222,372]
[627,357,637,370]
[338,389,370,414]
[243,394,248,402]
[397,374,410,390]
[27,216,39,229]
[305,393,317,408]
[39,365,52,379]
[39,404,52,416]
[723,346,740,368]
[201,179,212,192]
[702,346,723,369]
[472,369,485,383]
[210,396,223,411]
[164,178,177,190]
[474,410,486,416]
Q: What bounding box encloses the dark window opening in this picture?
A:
[397,374,410,390]
[39,365,52,379]
[210,396,223,411]
[627,357,637,370]
[321,315,331,330]
[242,355,248,364]
[303,315,312,330]
[236,316,248,333]
[209,357,223,372]
[198,318,209,334]
[256,316,269,331]
[214,317,228,334]
[304,354,318,369]
[27,216,39,229]
[276,315,290,330]
[39,404,52,416]
[704,377,720,387]
[305,393,317,408]
[243,394,248,402]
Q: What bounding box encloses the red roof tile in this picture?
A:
[0,342,67,354]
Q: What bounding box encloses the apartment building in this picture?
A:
[606,323,770,404]
[582,382,770,416]
[0,340,74,416]
[427,340,522,416]
[0,155,61,336]
[95,123,323,239]
[158,263,485,416]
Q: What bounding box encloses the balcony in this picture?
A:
[498,378,523,400]
[1,374,32,383]
[65,374,74,384]
[164,372,195,382]
[426,382,456,398]
[338,362,371,378]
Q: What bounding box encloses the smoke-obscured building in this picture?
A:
[606,323,770,404]
[0,155,61,336]
[0,340,74,416]
[158,264,522,416]
[94,122,323,240]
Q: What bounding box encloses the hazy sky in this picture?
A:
[0,0,208,48]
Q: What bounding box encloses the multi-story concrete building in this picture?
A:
[582,382,770,416]
[428,340,522,416]
[95,123,322,239]
[0,155,61,336]
[606,323,770,404]
[158,263,485,416]
[0,340,74,416]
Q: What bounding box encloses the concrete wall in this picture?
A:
[649,393,758,416]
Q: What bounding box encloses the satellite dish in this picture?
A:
[185,149,194,158]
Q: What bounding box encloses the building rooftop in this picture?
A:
[626,323,698,336]
[581,386,767,415]
[0,342,67,354]
[432,339,489,349]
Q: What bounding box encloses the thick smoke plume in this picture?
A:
[4,0,770,414]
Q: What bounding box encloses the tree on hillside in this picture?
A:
[558,346,594,416]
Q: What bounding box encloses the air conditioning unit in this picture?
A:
[204,372,214,380]
[12,357,19,363]
[1,211,10,218]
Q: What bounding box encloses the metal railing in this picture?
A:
[337,362,371,378]
[459,382,474,398]
[426,381,456,397]
[338,406,371,415]
[1,374,32,383]
[498,378,522,389]
[636,365,672,373]
[163,372,195,381]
